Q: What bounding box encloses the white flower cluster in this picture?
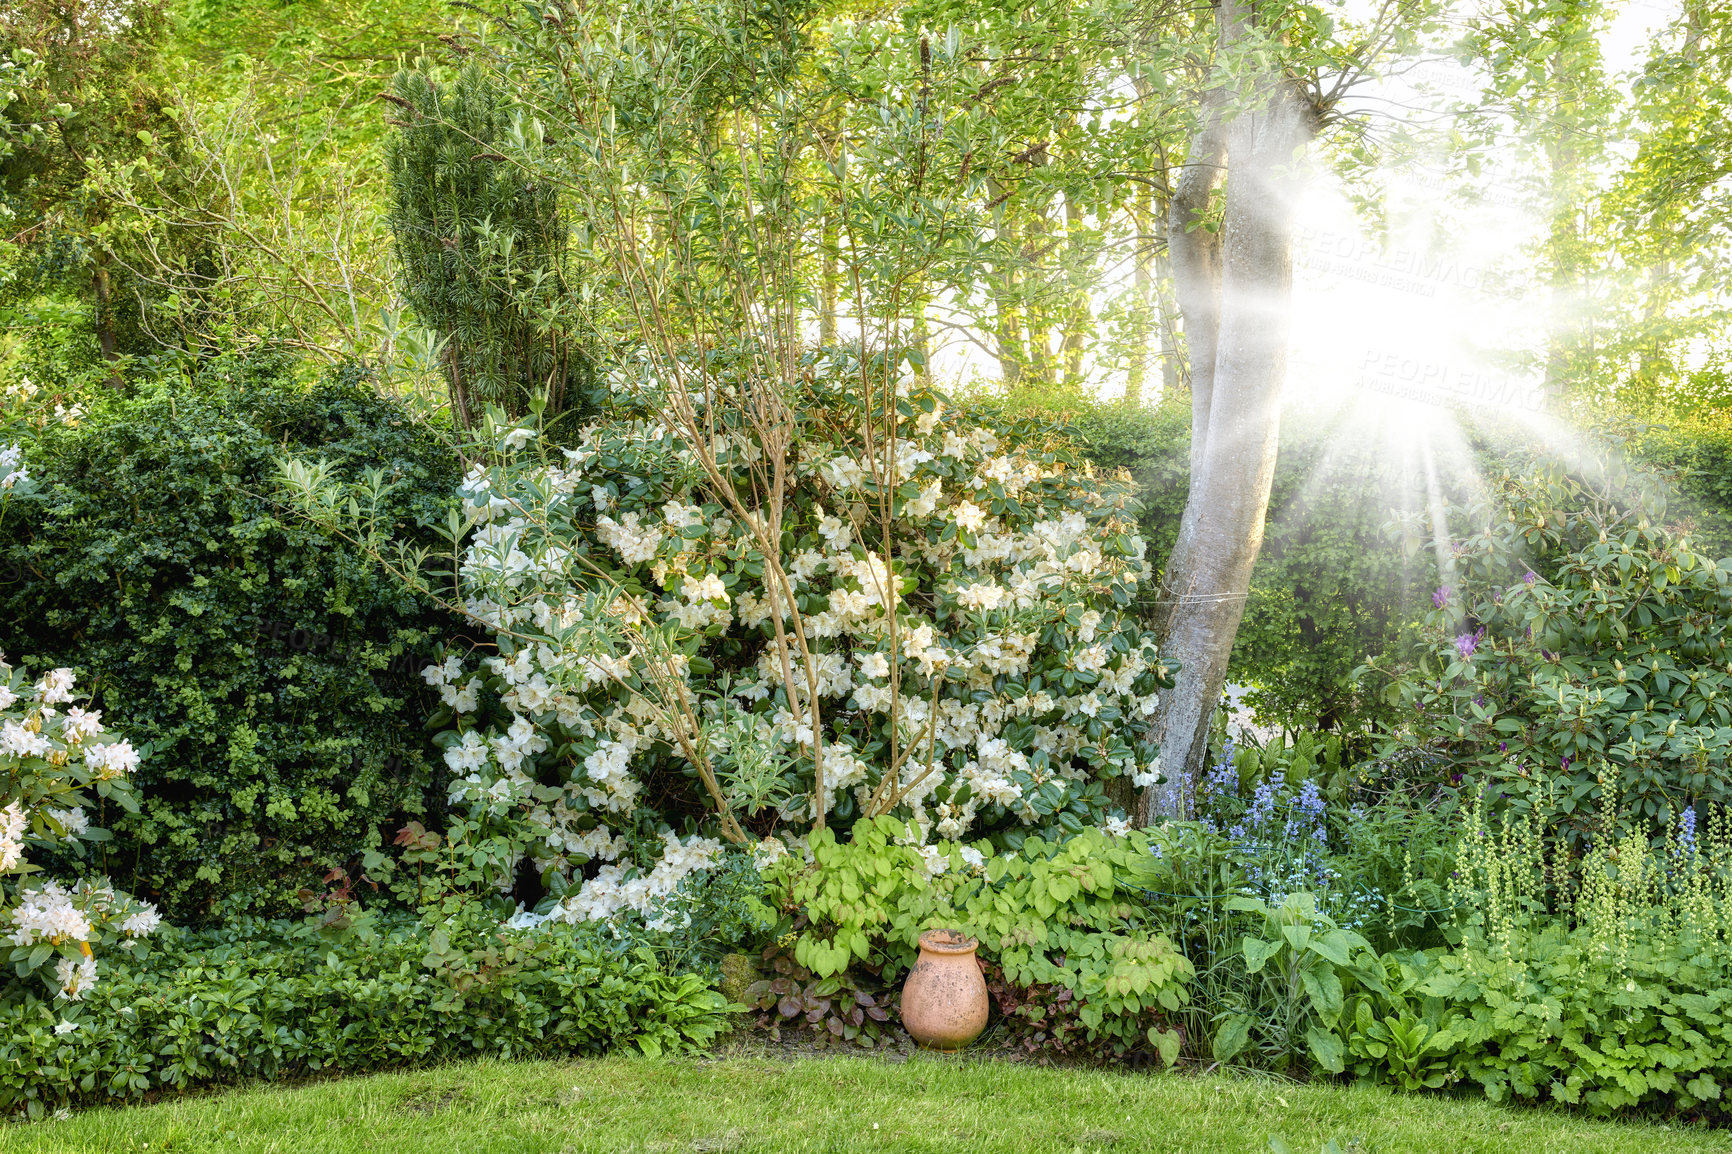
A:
[422,359,1163,896]
[547,832,723,930]
[8,879,159,1000]
[0,442,27,491]
[1,653,161,1001]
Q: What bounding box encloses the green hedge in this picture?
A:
[0,915,732,1119]
[0,358,463,920]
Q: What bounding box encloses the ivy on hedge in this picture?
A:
[0,357,463,920]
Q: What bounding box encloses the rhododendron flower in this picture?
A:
[56,955,97,1000]
[2,720,50,760]
[36,668,76,705]
[952,501,987,532]
[0,443,27,490]
[11,881,94,946]
[0,799,26,871]
[84,739,140,778]
[121,904,162,937]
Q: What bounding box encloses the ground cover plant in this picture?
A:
[0,911,732,1118]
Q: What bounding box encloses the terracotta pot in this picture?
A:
[900,929,988,1051]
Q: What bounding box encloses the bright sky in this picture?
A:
[1287,0,1681,423]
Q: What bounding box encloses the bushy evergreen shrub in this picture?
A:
[0,357,463,920]
[1358,437,1732,840]
[1629,414,1732,559]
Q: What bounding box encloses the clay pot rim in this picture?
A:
[917,928,979,955]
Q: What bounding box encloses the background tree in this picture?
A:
[1136,0,1441,821]
[384,61,595,428]
[0,0,174,388]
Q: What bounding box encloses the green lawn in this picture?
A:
[5,1054,1721,1153]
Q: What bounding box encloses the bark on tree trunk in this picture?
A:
[820,211,839,345]
[1126,183,1156,405]
[1137,66,1316,823]
[91,252,125,390]
[1155,230,1183,399]
[1168,109,1227,481]
[1062,196,1088,387]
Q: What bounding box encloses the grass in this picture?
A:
[5,1053,1724,1154]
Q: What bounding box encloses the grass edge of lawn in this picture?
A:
[5,1050,1726,1154]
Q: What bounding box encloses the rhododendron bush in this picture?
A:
[289,350,1172,919]
[1,650,161,1004]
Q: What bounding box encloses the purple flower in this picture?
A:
[1679,806,1698,855]
[1454,628,1484,659]
[1433,586,1452,608]
[1523,570,1538,585]
[1498,742,1507,752]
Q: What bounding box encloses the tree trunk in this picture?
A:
[1541,0,1597,396]
[1137,65,1316,823]
[91,252,125,390]
[1062,195,1088,387]
[1155,225,1183,399]
[1167,108,1227,479]
[1126,184,1154,406]
[1025,197,1056,387]
[989,181,1027,386]
[820,211,839,345]
[911,275,932,384]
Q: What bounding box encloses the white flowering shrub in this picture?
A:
[366,349,1170,922]
[1,653,161,1003]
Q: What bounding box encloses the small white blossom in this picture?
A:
[56,955,98,1000]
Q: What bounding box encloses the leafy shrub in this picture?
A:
[0,357,462,920]
[0,910,733,1118]
[384,62,596,427]
[1,651,162,1002]
[286,352,1169,912]
[1206,892,1378,1074]
[1629,415,1732,559]
[1358,436,1732,841]
[760,819,1192,1060]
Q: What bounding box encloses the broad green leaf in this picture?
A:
[1305,1025,1345,1073]
[1213,1013,1254,1061]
